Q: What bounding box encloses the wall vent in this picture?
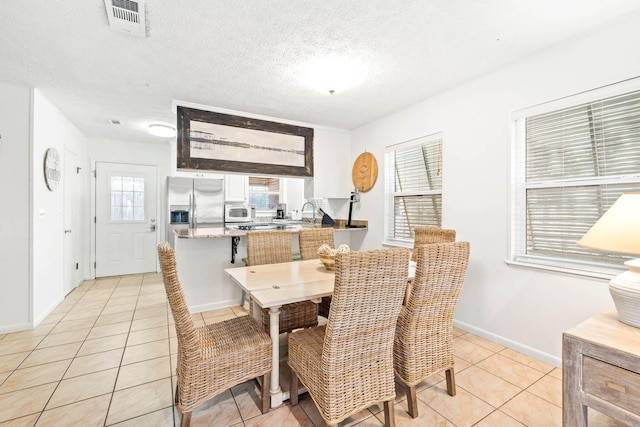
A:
[104,0,146,37]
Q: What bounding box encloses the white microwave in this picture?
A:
[224,204,254,223]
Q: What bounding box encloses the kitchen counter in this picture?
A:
[171,219,367,313]
[174,220,368,239]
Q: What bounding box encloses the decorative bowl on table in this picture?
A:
[318,254,336,270]
[317,244,350,270]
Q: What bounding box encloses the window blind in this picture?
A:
[385,134,443,243]
[513,88,640,273]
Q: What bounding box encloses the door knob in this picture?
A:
[149,224,156,232]
[64,229,72,234]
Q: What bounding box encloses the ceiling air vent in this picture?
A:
[104,0,146,37]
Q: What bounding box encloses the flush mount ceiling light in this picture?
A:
[305,54,367,95]
[148,124,176,137]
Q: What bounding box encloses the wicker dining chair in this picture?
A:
[297,227,335,318]
[289,247,411,427]
[411,227,456,260]
[157,242,272,427]
[246,230,319,334]
[405,227,457,304]
[394,241,470,418]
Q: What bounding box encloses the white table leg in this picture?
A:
[251,299,261,323]
[269,305,283,408]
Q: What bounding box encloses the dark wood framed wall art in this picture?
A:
[176,106,314,177]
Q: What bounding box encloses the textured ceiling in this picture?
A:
[2,1,640,144]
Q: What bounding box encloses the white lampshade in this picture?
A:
[578,192,640,328]
[148,124,176,137]
[578,193,640,255]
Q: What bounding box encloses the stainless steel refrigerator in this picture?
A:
[167,177,224,246]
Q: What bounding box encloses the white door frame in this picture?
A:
[90,159,161,278]
[63,147,82,294]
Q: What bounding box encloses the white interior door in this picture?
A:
[96,162,157,277]
[63,148,81,295]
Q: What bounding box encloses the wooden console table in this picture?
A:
[563,307,640,426]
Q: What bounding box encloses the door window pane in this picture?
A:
[110,175,145,222]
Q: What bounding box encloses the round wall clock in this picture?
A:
[44,148,61,191]
[352,151,378,192]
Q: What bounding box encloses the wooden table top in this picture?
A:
[225,258,416,309]
[224,259,335,293]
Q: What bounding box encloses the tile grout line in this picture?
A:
[38,276,120,426]
[0,279,99,425]
[412,343,514,427]
[2,272,566,427]
[103,274,145,427]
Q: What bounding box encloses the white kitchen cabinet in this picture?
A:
[225,174,247,203]
[173,170,225,179]
[304,128,351,199]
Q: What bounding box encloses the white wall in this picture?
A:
[0,85,88,332]
[351,11,640,366]
[284,177,305,215]
[0,83,32,331]
[31,90,88,324]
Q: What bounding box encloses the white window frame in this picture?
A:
[384,133,443,247]
[247,176,285,215]
[509,78,640,278]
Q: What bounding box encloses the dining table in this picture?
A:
[224,257,416,408]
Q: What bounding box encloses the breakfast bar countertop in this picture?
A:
[171,219,365,312]
[175,220,368,239]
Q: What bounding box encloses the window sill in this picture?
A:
[504,259,622,281]
[382,240,413,249]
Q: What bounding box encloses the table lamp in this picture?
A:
[578,193,640,327]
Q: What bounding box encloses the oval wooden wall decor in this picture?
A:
[352,151,378,192]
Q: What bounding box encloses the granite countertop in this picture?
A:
[175,220,368,239]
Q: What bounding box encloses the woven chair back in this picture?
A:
[157,242,199,363]
[322,247,410,412]
[412,227,456,261]
[298,228,335,260]
[395,241,470,384]
[246,230,293,266]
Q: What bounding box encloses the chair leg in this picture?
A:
[384,399,396,427]
[180,411,191,427]
[174,383,179,405]
[445,367,456,396]
[241,289,247,306]
[261,372,271,414]
[405,384,418,418]
[290,369,299,406]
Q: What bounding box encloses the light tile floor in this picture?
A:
[0,273,628,426]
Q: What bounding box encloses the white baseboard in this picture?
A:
[33,296,65,327]
[0,296,65,333]
[453,319,562,368]
[189,299,241,314]
[0,321,35,334]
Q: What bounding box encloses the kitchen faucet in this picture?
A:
[300,201,316,223]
